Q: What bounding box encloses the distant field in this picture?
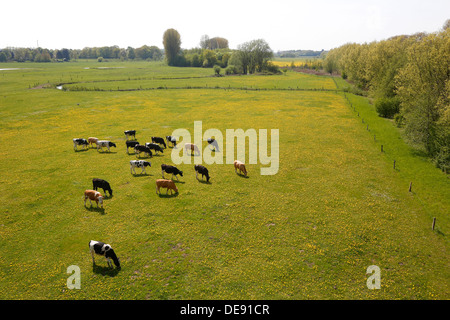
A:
[0,61,448,299]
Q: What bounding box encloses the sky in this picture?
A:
[1,0,449,52]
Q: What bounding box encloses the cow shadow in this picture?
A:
[74,148,89,153]
[84,205,106,215]
[197,179,212,184]
[92,264,121,277]
[132,173,152,177]
[97,150,118,154]
[236,173,250,179]
[158,192,179,198]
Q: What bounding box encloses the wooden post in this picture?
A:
[409,182,412,192]
[432,217,436,230]
[381,145,383,153]
[393,160,396,169]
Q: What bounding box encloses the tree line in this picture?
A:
[0,45,163,62]
[324,20,450,172]
[162,29,279,75]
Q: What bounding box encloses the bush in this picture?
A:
[213,65,221,76]
[225,65,240,75]
[375,96,400,118]
[98,57,103,62]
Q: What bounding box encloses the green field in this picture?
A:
[0,61,448,299]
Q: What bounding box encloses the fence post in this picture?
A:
[432,217,436,230]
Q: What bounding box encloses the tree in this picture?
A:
[163,28,182,66]
[235,39,273,74]
[0,51,6,62]
[200,35,210,49]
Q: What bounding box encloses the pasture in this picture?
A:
[0,61,448,299]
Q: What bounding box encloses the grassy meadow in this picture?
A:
[0,60,448,299]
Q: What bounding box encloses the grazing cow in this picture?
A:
[161,164,183,181]
[234,160,248,176]
[151,136,166,148]
[97,140,117,152]
[207,138,220,152]
[88,137,99,148]
[184,143,200,156]
[166,136,177,148]
[73,138,88,151]
[145,142,164,155]
[92,178,113,197]
[84,189,103,208]
[125,140,140,154]
[194,165,210,182]
[130,160,151,174]
[155,179,178,195]
[124,130,136,140]
[89,240,121,268]
[134,144,153,158]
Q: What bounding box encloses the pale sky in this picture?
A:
[1,0,449,52]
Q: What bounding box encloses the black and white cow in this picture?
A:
[124,130,136,140]
[97,140,117,152]
[207,138,220,152]
[89,240,120,268]
[126,140,140,154]
[92,178,113,197]
[151,136,167,149]
[73,138,89,151]
[134,144,153,158]
[161,164,183,181]
[145,142,164,155]
[130,160,151,174]
[194,165,210,182]
[166,136,177,148]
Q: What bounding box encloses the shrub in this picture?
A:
[213,65,221,76]
[98,57,103,62]
[375,96,400,118]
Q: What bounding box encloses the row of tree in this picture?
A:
[162,29,279,74]
[0,45,164,62]
[324,20,450,171]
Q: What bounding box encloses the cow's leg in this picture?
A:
[162,171,165,178]
[91,251,96,265]
[106,257,112,268]
[195,171,198,179]
[84,196,87,206]
[156,185,159,194]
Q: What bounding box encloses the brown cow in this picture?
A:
[88,137,99,148]
[234,160,247,176]
[84,190,103,208]
[184,143,200,156]
[155,179,178,195]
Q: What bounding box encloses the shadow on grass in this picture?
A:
[74,148,89,153]
[157,192,179,198]
[97,151,118,154]
[236,173,249,179]
[92,264,121,277]
[132,173,152,177]
[197,178,212,184]
[84,205,106,215]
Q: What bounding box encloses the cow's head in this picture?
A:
[110,142,117,148]
[179,171,183,177]
[106,247,121,268]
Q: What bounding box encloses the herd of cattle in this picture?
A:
[74,130,247,268]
